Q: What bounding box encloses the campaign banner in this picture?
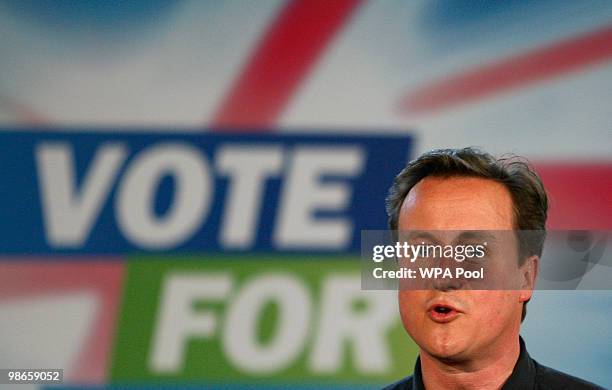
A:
[0,130,413,255]
[0,130,416,387]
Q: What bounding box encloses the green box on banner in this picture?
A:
[111,256,418,386]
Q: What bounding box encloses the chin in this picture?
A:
[403,314,475,361]
[424,338,469,361]
[416,329,472,362]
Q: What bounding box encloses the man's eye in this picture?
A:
[464,259,483,269]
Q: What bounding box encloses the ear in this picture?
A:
[519,255,538,303]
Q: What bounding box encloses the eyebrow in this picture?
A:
[454,231,498,244]
[400,231,440,243]
[399,230,498,244]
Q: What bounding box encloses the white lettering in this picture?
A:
[116,144,212,249]
[223,274,311,373]
[36,143,127,247]
[217,146,283,248]
[275,147,364,249]
[150,273,232,373]
[310,276,396,373]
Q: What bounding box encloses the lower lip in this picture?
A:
[427,309,460,323]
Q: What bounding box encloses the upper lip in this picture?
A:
[427,300,464,313]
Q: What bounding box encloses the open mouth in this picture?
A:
[434,305,452,314]
[427,303,461,323]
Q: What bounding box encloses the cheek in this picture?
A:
[471,291,520,324]
[398,291,426,324]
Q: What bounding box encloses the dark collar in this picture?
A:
[410,337,535,390]
[501,337,536,389]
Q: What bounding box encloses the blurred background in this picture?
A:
[0,1,611,388]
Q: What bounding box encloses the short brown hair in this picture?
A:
[386,147,548,320]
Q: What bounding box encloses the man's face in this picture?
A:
[397,176,534,362]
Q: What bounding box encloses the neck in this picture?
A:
[419,335,520,390]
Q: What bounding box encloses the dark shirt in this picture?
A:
[383,337,605,390]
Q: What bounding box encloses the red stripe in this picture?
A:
[212,0,362,130]
[0,261,124,383]
[535,164,612,229]
[398,26,612,114]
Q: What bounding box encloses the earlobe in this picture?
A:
[519,255,538,302]
[519,291,532,303]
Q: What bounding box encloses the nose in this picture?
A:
[432,258,465,291]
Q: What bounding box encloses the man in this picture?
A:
[382,148,603,389]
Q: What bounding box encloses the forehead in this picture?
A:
[398,176,515,230]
